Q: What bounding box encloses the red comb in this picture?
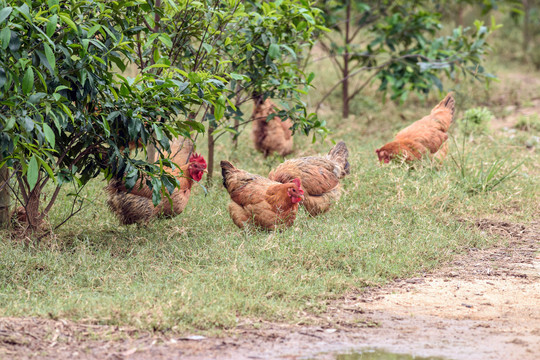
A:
[189,153,207,168]
[292,178,304,194]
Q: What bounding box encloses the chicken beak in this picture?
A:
[203,169,208,173]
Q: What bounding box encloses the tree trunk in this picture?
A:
[523,0,530,55]
[25,186,42,232]
[232,118,239,149]
[207,125,215,184]
[0,154,9,228]
[147,141,157,163]
[457,6,464,27]
[342,1,351,119]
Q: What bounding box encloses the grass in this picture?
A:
[1,25,539,333]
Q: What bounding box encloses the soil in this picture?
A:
[1,220,539,360]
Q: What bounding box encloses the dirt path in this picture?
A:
[1,220,539,360]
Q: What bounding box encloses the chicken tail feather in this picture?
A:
[327,141,350,177]
[431,92,455,131]
[220,160,236,191]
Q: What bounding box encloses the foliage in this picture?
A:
[215,1,328,140]
[0,0,224,231]
[134,0,328,179]
[457,107,494,136]
[315,0,498,117]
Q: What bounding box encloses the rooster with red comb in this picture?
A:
[107,137,207,225]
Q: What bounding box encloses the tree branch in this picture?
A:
[347,71,379,102]
[42,185,61,216]
[315,54,430,112]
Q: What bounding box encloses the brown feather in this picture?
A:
[376,93,454,163]
[251,99,293,157]
[268,141,350,216]
[106,137,200,225]
[220,160,302,230]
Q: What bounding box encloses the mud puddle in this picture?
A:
[1,220,538,360]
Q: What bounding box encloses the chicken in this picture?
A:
[251,98,293,157]
[220,160,304,230]
[268,141,350,216]
[376,93,455,163]
[107,138,206,225]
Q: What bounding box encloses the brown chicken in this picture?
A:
[107,138,206,225]
[268,141,350,216]
[251,98,293,157]
[220,160,304,230]
[376,93,455,163]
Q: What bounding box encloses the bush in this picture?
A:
[457,107,494,136]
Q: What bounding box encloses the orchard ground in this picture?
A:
[1,47,539,358]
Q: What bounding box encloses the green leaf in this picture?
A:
[59,13,78,32]
[46,14,58,37]
[28,92,47,104]
[153,124,164,141]
[159,34,172,48]
[268,43,280,59]
[8,31,20,51]
[87,24,101,38]
[301,13,314,24]
[230,73,247,81]
[22,67,34,95]
[44,43,56,72]
[27,155,39,191]
[0,27,10,50]
[0,7,12,23]
[43,123,55,147]
[16,3,30,22]
[22,116,34,132]
[48,0,59,9]
[37,155,55,179]
[0,66,5,88]
[4,116,16,132]
[184,121,205,133]
[214,95,226,121]
[202,42,212,53]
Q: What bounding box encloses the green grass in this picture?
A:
[1,27,539,333]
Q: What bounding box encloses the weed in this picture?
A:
[457,107,494,137]
[449,136,523,195]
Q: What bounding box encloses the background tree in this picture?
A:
[315,0,499,118]
[211,1,328,167]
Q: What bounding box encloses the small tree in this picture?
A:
[138,0,329,182]
[315,0,499,117]
[0,0,224,233]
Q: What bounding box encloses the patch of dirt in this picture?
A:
[1,221,539,360]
